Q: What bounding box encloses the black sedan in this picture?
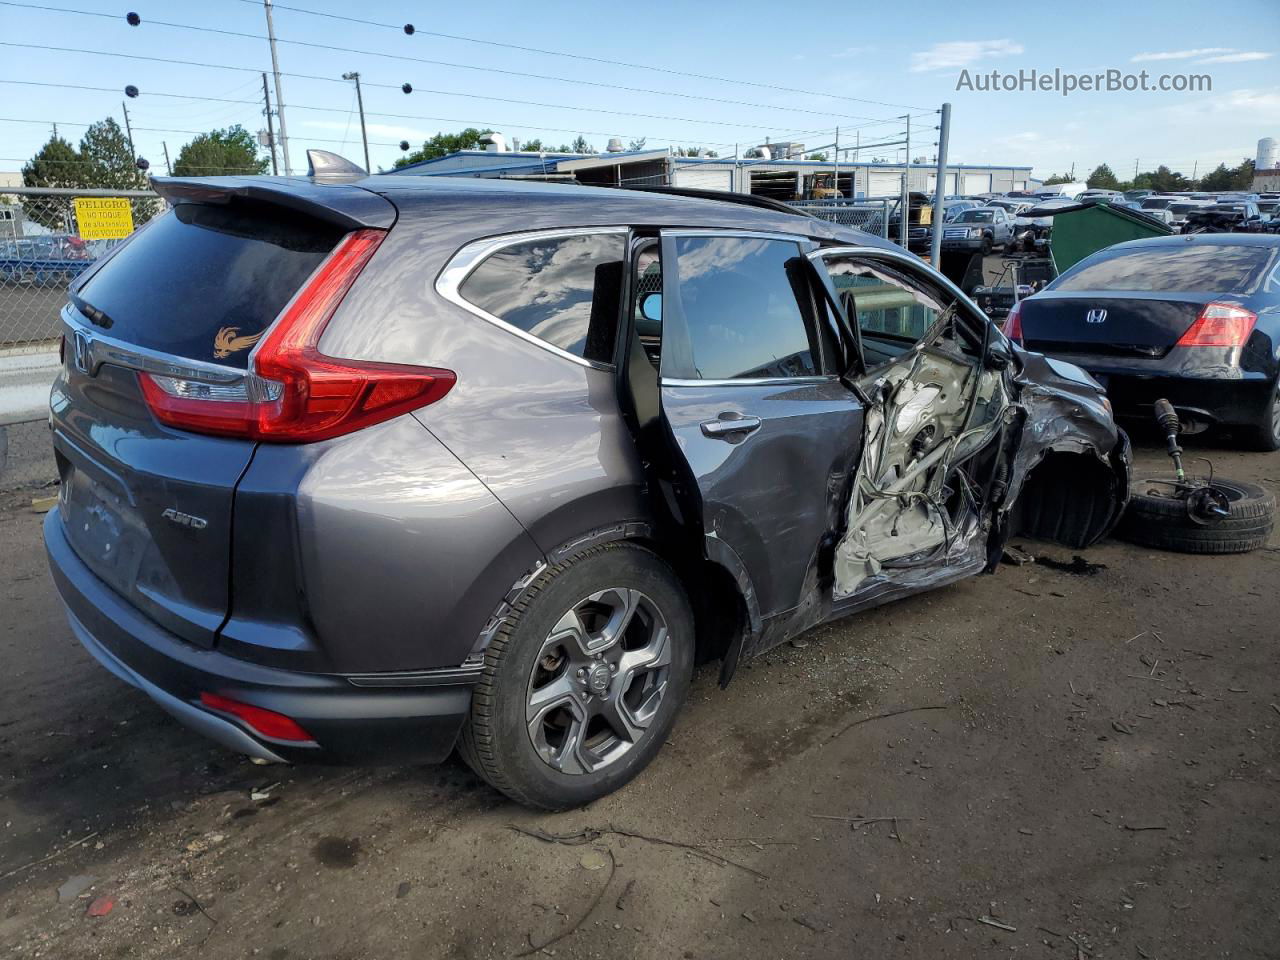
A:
[1004,234,1280,449]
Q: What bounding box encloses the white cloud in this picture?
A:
[1131,47,1233,62]
[832,45,872,59]
[909,39,1023,73]
[1197,51,1273,64]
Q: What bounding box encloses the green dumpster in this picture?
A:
[1049,201,1172,275]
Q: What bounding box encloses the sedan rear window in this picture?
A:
[1054,244,1274,294]
[459,233,625,364]
[76,202,343,368]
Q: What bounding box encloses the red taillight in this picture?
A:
[1003,300,1024,344]
[1175,302,1257,348]
[199,692,314,743]
[140,228,456,442]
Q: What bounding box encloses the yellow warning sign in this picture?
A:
[73,197,135,240]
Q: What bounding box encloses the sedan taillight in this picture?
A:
[1174,302,1257,348]
[1003,300,1024,345]
[140,229,456,443]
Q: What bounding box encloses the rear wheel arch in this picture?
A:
[478,523,757,680]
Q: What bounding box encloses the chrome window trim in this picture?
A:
[661,227,816,247]
[61,305,248,384]
[662,375,836,388]
[435,226,629,371]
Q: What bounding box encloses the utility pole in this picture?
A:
[342,71,370,172]
[899,115,911,249]
[262,72,279,175]
[263,0,291,175]
[1134,158,1139,179]
[929,103,951,267]
[162,141,171,175]
[832,126,839,196]
[121,100,136,158]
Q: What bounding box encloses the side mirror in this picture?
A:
[639,292,662,323]
[986,335,1014,371]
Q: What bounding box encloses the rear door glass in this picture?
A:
[75,202,342,368]
[459,233,625,364]
[1054,244,1274,294]
[661,235,824,380]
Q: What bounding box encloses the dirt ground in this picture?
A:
[1,430,1277,960]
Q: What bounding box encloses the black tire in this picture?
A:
[1245,378,1280,452]
[1115,478,1275,554]
[458,542,694,809]
[981,235,993,255]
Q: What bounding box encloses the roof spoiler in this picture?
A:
[150,173,395,231]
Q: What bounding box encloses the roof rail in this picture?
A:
[611,184,812,219]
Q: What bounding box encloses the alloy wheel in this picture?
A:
[524,588,671,775]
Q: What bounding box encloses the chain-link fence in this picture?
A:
[0,187,165,354]
[788,198,892,239]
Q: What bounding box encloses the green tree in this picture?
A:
[570,135,594,153]
[1086,163,1120,189]
[394,128,495,167]
[627,137,648,151]
[1198,163,1234,191]
[806,152,829,161]
[79,118,147,190]
[1132,164,1190,193]
[22,134,86,190]
[521,138,545,152]
[172,125,268,177]
[1041,172,1074,185]
[673,146,719,157]
[21,133,88,230]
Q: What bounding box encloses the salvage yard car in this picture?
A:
[1005,233,1280,449]
[44,154,1130,809]
[941,206,1014,254]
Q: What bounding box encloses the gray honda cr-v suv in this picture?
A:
[45,153,1129,808]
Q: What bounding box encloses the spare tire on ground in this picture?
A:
[1115,477,1275,554]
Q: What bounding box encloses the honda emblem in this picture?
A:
[1085,308,1108,324]
[72,329,92,374]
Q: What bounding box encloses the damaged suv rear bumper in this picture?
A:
[45,511,474,765]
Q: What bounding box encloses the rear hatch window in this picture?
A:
[77,201,343,367]
[1054,244,1273,295]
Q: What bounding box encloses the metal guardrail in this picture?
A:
[0,187,166,354]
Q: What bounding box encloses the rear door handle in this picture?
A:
[700,414,762,439]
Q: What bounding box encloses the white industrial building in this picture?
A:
[390,139,1032,199]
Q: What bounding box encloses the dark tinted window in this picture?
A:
[77,202,341,368]
[958,210,996,222]
[460,233,625,364]
[663,236,820,380]
[1054,244,1274,294]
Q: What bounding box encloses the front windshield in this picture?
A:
[958,210,995,222]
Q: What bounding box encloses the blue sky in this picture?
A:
[2,0,1278,180]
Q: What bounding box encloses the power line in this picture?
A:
[0,79,847,149]
[230,0,932,113]
[1,2,920,124]
[0,41,908,137]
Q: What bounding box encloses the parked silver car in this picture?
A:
[45,155,1130,808]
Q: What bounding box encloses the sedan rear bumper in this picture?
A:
[44,510,474,765]
[1100,372,1274,428]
